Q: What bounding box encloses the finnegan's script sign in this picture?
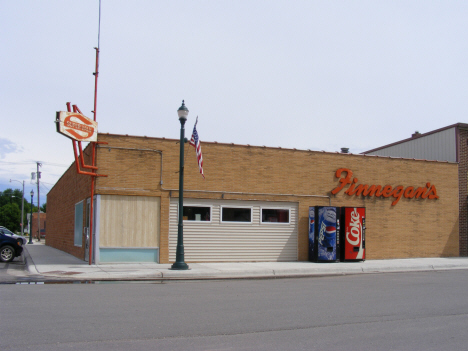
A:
[331,168,439,206]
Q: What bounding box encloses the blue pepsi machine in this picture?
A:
[308,206,341,262]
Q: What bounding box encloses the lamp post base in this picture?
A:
[170,262,190,270]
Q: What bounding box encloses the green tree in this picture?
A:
[0,188,37,232]
[41,203,47,213]
[0,203,21,231]
[0,189,14,208]
[10,189,23,206]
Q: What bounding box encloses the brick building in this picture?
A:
[31,212,46,239]
[47,133,459,263]
[363,123,468,256]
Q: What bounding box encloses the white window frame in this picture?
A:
[220,206,253,224]
[260,207,291,225]
[182,204,213,223]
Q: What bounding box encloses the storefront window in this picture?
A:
[221,207,252,222]
[74,201,83,247]
[183,206,211,221]
[261,208,290,223]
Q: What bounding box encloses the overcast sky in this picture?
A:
[1,1,467,204]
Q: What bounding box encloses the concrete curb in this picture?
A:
[19,263,468,282]
[12,244,468,283]
[22,245,40,275]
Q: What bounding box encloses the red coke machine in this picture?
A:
[340,207,366,261]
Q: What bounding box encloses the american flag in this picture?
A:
[189,116,205,179]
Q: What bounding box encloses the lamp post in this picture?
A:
[29,190,34,244]
[10,179,25,236]
[171,100,190,270]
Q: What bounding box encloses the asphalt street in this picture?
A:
[1,270,468,350]
[0,253,27,283]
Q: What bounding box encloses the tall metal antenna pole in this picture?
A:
[98,0,101,49]
[88,0,102,265]
[93,0,101,122]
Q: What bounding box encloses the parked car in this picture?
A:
[0,233,23,262]
[0,226,28,245]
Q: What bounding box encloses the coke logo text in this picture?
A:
[346,208,361,246]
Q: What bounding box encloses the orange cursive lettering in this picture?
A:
[331,168,353,195]
[331,169,439,206]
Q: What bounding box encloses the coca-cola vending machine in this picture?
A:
[340,207,366,261]
[308,206,340,262]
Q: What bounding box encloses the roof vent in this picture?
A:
[412,131,422,138]
[341,147,349,153]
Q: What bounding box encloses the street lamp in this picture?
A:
[10,179,25,236]
[171,100,190,270]
[29,190,34,244]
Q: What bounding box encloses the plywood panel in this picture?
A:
[99,195,160,248]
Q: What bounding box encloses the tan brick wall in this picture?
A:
[48,133,460,262]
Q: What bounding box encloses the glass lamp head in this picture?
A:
[177,100,189,121]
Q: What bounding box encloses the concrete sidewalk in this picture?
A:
[21,241,468,282]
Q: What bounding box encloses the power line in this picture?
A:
[0,160,70,167]
[0,161,35,165]
[41,162,71,167]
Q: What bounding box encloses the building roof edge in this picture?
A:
[98,132,457,164]
[362,123,468,154]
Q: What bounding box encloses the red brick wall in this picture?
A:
[31,213,46,239]
[46,155,91,260]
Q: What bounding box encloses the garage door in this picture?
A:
[169,198,298,262]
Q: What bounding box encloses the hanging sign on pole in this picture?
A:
[56,111,98,142]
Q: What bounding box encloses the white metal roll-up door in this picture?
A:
[169,199,298,262]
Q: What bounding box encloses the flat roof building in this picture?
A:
[47,133,459,264]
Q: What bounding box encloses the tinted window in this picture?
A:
[262,209,289,223]
[222,207,251,222]
[183,206,211,221]
[74,202,83,247]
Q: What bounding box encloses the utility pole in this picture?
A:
[36,162,42,241]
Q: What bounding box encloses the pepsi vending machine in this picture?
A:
[308,206,340,262]
[340,207,366,261]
